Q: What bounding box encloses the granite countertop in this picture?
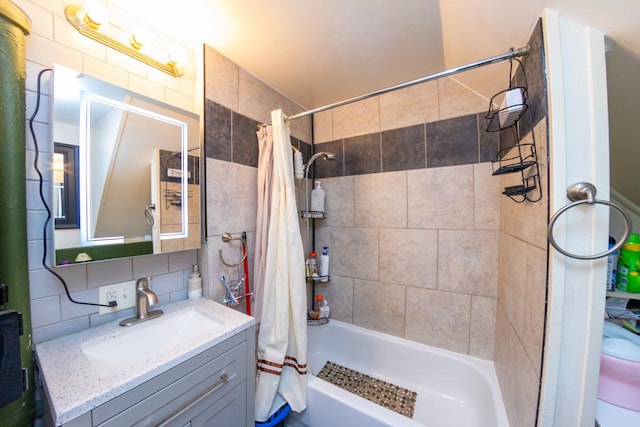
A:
[35,298,254,426]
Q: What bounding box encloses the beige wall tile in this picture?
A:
[354,172,407,228]
[238,69,284,124]
[204,46,239,111]
[438,77,488,120]
[331,227,378,281]
[284,98,312,142]
[438,229,499,297]
[405,287,471,354]
[332,97,380,140]
[322,176,354,227]
[408,165,474,229]
[474,162,501,230]
[493,305,539,427]
[520,242,547,375]
[353,279,405,336]
[318,275,354,323]
[379,228,438,288]
[498,232,526,335]
[205,158,257,236]
[313,110,333,143]
[499,121,548,250]
[469,295,497,359]
[379,81,439,131]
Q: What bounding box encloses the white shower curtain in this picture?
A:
[254,109,307,421]
[253,124,273,325]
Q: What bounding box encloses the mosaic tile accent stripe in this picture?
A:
[317,361,417,419]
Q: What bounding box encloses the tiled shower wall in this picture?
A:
[311,79,502,359]
[203,45,312,303]
[493,20,549,427]
[17,0,200,344]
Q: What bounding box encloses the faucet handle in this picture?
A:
[136,276,152,289]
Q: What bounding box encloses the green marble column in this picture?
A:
[0,1,31,425]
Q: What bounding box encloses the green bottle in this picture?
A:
[616,233,640,293]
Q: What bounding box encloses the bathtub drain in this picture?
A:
[317,361,417,418]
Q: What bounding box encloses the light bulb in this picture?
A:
[83,2,107,29]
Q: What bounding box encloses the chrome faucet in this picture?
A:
[119,277,163,326]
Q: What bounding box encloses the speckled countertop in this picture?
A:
[35,299,254,426]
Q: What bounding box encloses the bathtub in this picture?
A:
[286,320,508,427]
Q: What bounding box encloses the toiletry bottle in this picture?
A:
[606,236,617,291]
[310,181,325,213]
[188,264,202,300]
[318,296,330,319]
[617,233,640,293]
[318,246,330,281]
[306,252,318,278]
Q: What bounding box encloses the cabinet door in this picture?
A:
[190,382,247,427]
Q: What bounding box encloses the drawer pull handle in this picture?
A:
[157,373,234,426]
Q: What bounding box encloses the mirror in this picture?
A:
[51,65,201,266]
[606,46,640,237]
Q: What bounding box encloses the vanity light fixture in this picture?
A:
[65,3,184,77]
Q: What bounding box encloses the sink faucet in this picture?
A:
[119,277,163,326]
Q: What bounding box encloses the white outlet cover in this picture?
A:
[98,280,136,315]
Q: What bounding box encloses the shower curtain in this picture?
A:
[253,124,273,325]
[254,109,307,421]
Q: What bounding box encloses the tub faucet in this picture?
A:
[119,277,163,326]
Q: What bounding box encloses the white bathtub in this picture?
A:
[286,320,508,427]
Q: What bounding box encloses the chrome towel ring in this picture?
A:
[218,232,247,267]
[144,204,155,226]
[547,182,632,260]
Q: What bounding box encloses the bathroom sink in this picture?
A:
[82,309,221,376]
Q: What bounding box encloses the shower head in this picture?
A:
[304,151,337,179]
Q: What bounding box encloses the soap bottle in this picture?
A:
[310,181,325,213]
[188,264,202,300]
[318,246,330,281]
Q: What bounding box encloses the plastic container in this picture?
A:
[310,181,325,213]
[306,252,317,278]
[318,246,329,281]
[617,233,640,293]
[188,264,202,300]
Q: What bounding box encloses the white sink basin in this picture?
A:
[82,309,221,376]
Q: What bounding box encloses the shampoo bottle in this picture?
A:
[310,181,325,213]
[188,264,202,300]
[318,246,330,281]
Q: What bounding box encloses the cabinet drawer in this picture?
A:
[94,335,246,427]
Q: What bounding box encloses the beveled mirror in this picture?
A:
[51,65,201,266]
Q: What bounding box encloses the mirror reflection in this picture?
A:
[51,65,201,266]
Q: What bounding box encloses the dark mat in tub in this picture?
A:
[317,361,417,419]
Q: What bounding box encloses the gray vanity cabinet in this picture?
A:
[51,326,255,427]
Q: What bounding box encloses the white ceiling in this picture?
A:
[111,0,640,206]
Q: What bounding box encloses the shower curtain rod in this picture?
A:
[263,45,529,127]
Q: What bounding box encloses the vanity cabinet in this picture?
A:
[46,326,255,427]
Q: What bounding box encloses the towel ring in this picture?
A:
[144,204,155,226]
[547,182,632,260]
[218,232,247,267]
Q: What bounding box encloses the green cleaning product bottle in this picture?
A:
[616,233,640,293]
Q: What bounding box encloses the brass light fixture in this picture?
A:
[65,3,184,77]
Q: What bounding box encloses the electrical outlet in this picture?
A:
[98,281,136,315]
